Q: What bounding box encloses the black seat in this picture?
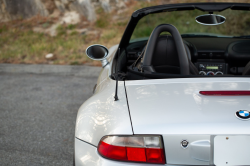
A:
[152,35,198,75]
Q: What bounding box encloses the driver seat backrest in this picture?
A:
[152,35,198,75]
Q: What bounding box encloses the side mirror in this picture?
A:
[86,45,109,67]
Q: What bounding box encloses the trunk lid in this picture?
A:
[125,77,250,135]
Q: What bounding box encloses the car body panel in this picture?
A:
[75,74,133,146]
[163,135,211,165]
[95,45,118,91]
[125,77,250,135]
[125,77,250,165]
[75,45,133,146]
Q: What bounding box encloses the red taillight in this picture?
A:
[146,148,165,163]
[99,141,127,160]
[127,147,146,162]
[97,136,166,164]
[199,91,250,96]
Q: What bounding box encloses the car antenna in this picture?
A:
[114,48,120,101]
[113,48,126,101]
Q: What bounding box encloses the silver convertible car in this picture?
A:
[74,2,250,166]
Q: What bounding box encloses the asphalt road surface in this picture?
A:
[0,64,101,166]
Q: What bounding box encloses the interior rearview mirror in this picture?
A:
[196,14,226,25]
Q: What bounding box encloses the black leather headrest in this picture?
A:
[152,35,179,67]
[152,35,192,67]
[142,24,190,75]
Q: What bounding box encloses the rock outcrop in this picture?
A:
[0,0,49,21]
[0,0,127,22]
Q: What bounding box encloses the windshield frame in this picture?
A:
[112,2,250,76]
[118,2,250,49]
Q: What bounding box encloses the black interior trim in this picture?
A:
[127,66,249,80]
[142,24,190,75]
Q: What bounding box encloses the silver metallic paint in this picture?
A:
[75,44,250,165]
[163,135,210,165]
[125,78,250,135]
[125,77,250,165]
[190,140,210,162]
[75,45,133,146]
[75,79,133,146]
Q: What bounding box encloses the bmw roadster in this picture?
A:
[74,2,250,166]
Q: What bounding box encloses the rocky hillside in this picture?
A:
[0,0,140,65]
[0,0,249,65]
[0,0,127,22]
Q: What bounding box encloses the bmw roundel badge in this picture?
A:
[235,110,250,120]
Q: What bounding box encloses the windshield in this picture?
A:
[130,9,250,42]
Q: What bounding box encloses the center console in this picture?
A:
[195,60,227,75]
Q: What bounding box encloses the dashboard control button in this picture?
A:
[199,71,206,75]
[199,64,205,69]
[215,71,223,75]
[207,71,214,75]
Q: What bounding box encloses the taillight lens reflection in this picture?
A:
[97,135,165,164]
